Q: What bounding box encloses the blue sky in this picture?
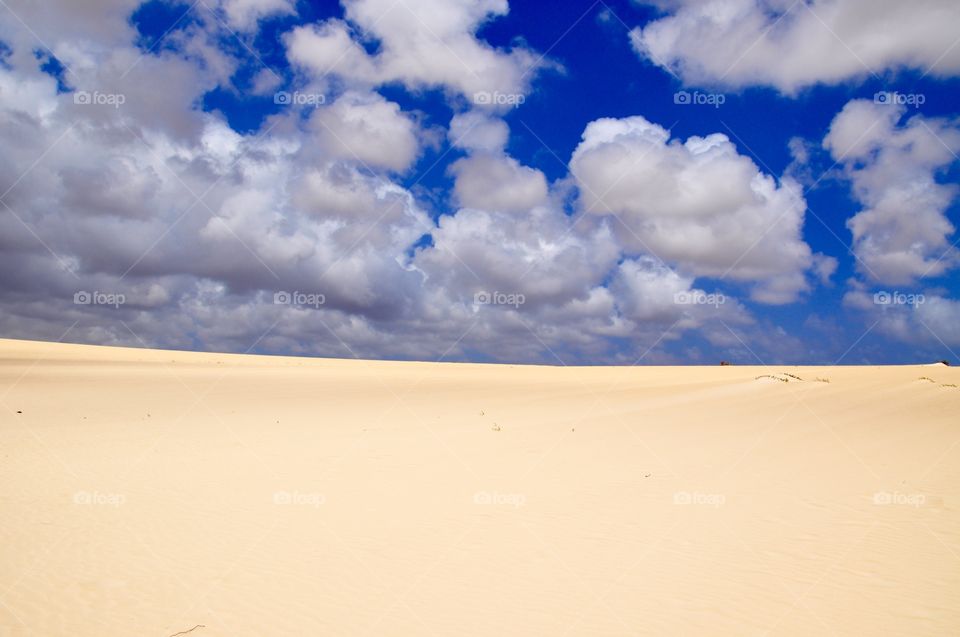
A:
[1,0,959,364]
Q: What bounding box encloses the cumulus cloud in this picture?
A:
[631,0,960,92]
[915,296,960,346]
[415,202,620,309]
[449,111,509,153]
[609,257,749,326]
[218,0,296,31]
[0,0,140,55]
[285,0,543,104]
[450,154,549,213]
[5,0,921,365]
[0,0,435,338]
[309,91,422,172]
[824,99,960,284]
[0,0,744,365]
[844,288,960,350]
[410,203,747,362]
[570,115,833,303]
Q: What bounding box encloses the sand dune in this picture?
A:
[1,338,959,636]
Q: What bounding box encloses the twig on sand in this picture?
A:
[168,625,205,637]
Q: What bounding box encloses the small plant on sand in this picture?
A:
[919,376,935,382]
[782,372,803,381]
[942,383,958,388]
[814,377,830,383]
[755,374,789,383]
[491,422,501,431]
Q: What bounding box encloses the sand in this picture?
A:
[1,337,959,636]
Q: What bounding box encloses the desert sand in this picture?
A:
[1,337,959,636]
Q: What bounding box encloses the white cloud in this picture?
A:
[309,91,422,172]
[450,154,549,213]
[824,99,960,284]
[415,203,620,308]
[0,0,141,56]
[609,257,748,325]
[2,0,903,365]
[915,296,960,346]
[570,115,830,303]
[285,0,544,104]
[449,111,509,153]
[845,290,960,349]
[249,67,284,96]
[631,0,960,92]
[0,18,671,364]
[285,19,377,81]
[218,0,296,31]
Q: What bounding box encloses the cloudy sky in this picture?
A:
[1,0,959,364]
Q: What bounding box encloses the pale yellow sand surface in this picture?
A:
[1,338,959,636]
